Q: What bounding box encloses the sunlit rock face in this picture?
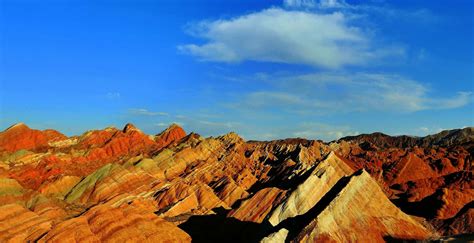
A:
[154,123,187,148]
[332,128,473,236]
[0,123,472,242]
[0,123,67,152]
[291,170,431,242]
[267,152,354,226]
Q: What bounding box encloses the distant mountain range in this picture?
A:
[339,127,473,149]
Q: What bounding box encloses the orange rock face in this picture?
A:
[0,204,53,242]
[290,170,431,242]
[0,123,472,242]
[228,187,286,223]
[155,123,187,148]
[40,204,191,242]
[333,128,473,235]
[0,123,66,152]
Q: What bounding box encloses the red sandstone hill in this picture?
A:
[0,123,67,152]
[0,123,472,242]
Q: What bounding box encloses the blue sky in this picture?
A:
[1,0,473,141]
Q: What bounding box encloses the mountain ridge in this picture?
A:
[0,122,472,242]
[338,127,474,149]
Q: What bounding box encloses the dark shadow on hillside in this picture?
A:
[268,170,359,242]
[431,201,474,235]
[391,171,474,220]
[382,236,422,242]
[430,233,474,242]
[384,233,474,242]
[180,169,369,242]
[248,163,318,194]
[391,189,445,219]
[247,149,331,194]
[178,207,273,243]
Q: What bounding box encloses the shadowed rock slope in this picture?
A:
[0,123,472,242]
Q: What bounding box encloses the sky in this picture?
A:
[0,0,473,141]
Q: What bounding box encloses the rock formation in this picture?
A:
[290,170,431,242]
[0,123,472,242]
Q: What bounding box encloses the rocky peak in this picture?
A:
[267,151,354,226]
[155,123,186,148]
[421,127,474,147]
[122,123,142,133]
[0,123,64,152]
[159,123,186,136]
[339,132,419,148]
[4,122,30,132]
[339,127,474,149]
[291,168,432,242]
[218,132,243,144]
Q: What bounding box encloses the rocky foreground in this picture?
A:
[0,123,472,242]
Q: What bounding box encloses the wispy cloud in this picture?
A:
[418,126,430,132]
[179,8,402,69]
[154,122,168,127]
[424,92,472,110]
[284,0,438,23]
[292,122,359,140]
[177,117,242,137]
[246,121,358,141]
[105,92,121,100]
[198,120,240,129]
[128,108,169,116]
[155,121,183,127]
[414,126,450,136]
[284,0,347,9]
[228,72,472,114]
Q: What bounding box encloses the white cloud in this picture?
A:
[155,121,183,127]
[292,122,359,140]
[243,91,308,108]
[245,122,358,141]
[284,0,316,8]
[415,48,427,61]
[414,126,451,136]
[229,72,472,113]
[418,127,430,132]
[179,8,400,68]
[283,0,438,24]
[257,133,279,140]
[198,120,239,128]
[128,108,169,116]
[293,124,359,141]
[284,0,347,9]
[105,92,120,99]
[426,92,472,109]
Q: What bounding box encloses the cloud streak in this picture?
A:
[284,0,438,23]
[247,121,359,141]
[292,122,359,140]
[229,72,472,114]
[284,0,348,9]
[128,108,169,116]
[105,92,121,100]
